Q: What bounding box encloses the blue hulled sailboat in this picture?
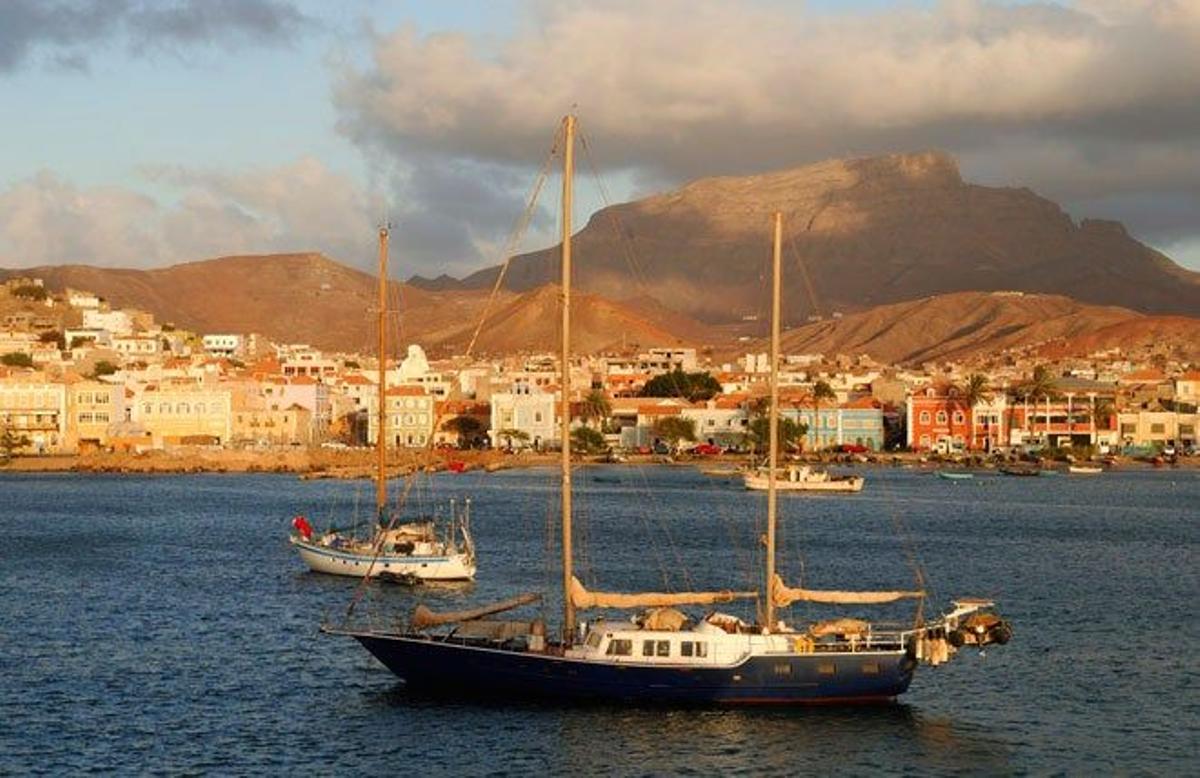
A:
[327,115,1010,704]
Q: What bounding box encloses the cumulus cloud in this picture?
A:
[0,159,378,269]
[332,0,1200,261]
[0,0,309,73]
[0,157,541,274]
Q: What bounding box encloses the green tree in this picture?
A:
[746,415,807,456]
[445,415,485,448]
[90,360,118,379]
[39,330,66,349]
[11,284,47,301]
[652,416,696,452]
[0,425,31,462]
[640,369,721,402]
[496,428,530,451]
[1,352,34,368]
[579,389,611,429]
[810,380,837,450]
[571,426,606,454]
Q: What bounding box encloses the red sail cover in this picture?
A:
[292,515,313,540]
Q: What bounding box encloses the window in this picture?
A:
[585,631,602,649]
[79,413,93,423]
[178,403,189,414]
[818,662,837,676]
[656,640,670,657]
[534,411,543,424]
[861,662,881,675]
[605,639,632,656]
[95,394,109,405]
[159,403,170,414]
[1150,423,1165,434]
[196,403,206,414]
[936,411,948,424]
[773,663,792,677]
[94,413,108,423]
[143,403,152,415]
[695,642,707,658]
[642,640,656,657]
[953,412,965,424]
[681,641,694,657]
[919,411,931,424]
[920,435,931,447]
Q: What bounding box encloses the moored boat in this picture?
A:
[289,227,475,582]
[1068,465,1103,475]
[744,464,864,492]
[937,471,975,481]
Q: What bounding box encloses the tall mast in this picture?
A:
[764,211,782,630]
[560,115,577,639]
[376,225,389,517]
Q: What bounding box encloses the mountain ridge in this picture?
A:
[443,151,1200,320]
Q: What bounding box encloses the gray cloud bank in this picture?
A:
[2,1,1198,274]
[0,0,309,72]
[333,0,1200,268]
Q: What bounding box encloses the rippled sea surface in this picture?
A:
[2,465,1198,775]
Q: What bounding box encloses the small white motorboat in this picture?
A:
[743,464,864,492]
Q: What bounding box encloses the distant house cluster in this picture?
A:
[1,275,1196,457]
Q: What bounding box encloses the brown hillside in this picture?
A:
[426,285,713,355]
[8,254,507,354]
[767,291,1200,365]
[5,254,712,356]
[458,152,1200,320]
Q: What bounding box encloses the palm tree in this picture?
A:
[1093,397,1116,445]
[1022,365,1058,446]
[580,389,611,431]
[811,380,836,451]
[961,373,992,451]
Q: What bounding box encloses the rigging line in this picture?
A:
[578,129,696,405]
[578,129,653,295]
[411,123,561,471]
[463,125,562,358]
[626,459,689,592]
[878,471,936,614]
[785,232,823,321]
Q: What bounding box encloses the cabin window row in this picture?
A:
[602,638,709,658]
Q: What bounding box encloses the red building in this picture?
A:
[906,385,971,452]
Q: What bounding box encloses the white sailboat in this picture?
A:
[329,116,1009,702]
[290,226,476,582]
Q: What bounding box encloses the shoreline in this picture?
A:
[1,448,1194,476]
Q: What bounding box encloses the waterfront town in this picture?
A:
[1,274,1195,465]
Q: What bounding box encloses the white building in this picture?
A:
[489,383,558,450]
[67,291,102,309]
[112,335,161,357]
[82,309,133,336]
[202,334,243,357]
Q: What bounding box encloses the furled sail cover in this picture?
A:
[771,575,924,606]
[570,577,757,610]
[411,592,542,629]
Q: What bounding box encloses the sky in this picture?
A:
[0,0,1197,278]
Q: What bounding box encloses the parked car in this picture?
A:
[689,443,724,456]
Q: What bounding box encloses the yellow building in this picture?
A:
[0,370,68,453]
[133,383,232,447]
[369,385,434,448]
[68,379,125,451]
[232,404,313,446]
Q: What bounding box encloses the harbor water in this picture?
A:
[2,466,1197,774]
